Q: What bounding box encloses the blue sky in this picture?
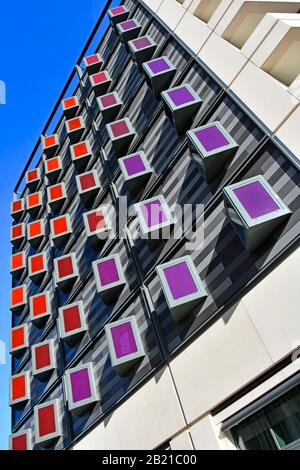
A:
[0,0,118,450]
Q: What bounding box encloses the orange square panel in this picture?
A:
[27,219,45,247]
[44,155,62,183]
[70,140,92,172]
[47,183,66,212]
[10,284,27,312]
[42,134,59,158]
[10,251,26,277]
[26,191,42,216]
[62,95,79,119]
[29,252,46,282]
[30,291,51,325]
[50,214,72,247]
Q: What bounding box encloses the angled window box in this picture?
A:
[108,5,129,25]
[34,399,61,447]
[89,70,112,97]
[26,191,42,217]
[41,134,59,158]
[134,195,174,246]
[83,206,111,247]
[70,140,93,172]
[64,363,98,415]
[28,252,47,284]
[47,182,67,212]
[10,323,28,357]
[10,284,27,314]
[44,155,63,183]
[106,118,135,157]
[97,92,122,123]
[65,116,85,144]
[92,254,126,304]
[142,56,176,98]
[11,222,25,248]
[9,371,30,408]
[11,198,25,222]
[58,301,87,345]
[187,122,239,182]
[32,339,56,380]
[161,84,202,134]
[156,256,207,323]
[26,167,41,191]
[223,176,292,252]
[50,213,72,248]
[76,170,100,206]
[116,18,142,43]
[61,95,80,119]
[54,252,78,292]
[27,219,45,248]
[105,316,145,376]
[128,35,157,67]
[30,291,51,326]
[9,429,32,451]
[119,151,153,195]
[10,251,26,278]
[83,53,103,75]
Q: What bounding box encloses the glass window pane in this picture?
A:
[234,411,277,450]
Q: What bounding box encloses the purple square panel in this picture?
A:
[140,199,168,227]
[70,369,92,403]
[148,58,171,75]
[97,259,120,286]
[120,20,136,31]
[132,37,151,50]
[123,154,146,176]
[167,86,195,107]
[233,181,280,219]
[163,261,199,300]
[195,125,230,152]
[111,322,138,358]
[101,94,117,108]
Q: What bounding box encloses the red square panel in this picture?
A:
[27,169,38,181]
[11,434,27,450]
[35,344,51,370]
[86,55,99,65]
[110,6,125,15]
[49,185,63,200]
[46,158,59,172]
[32,294,47,317]
[11,252,24,270]
[52,217,68,235]
[38,405,56,437]
[11,286,25,306]
[29,220,42,238]
[64,97,76,108]
[11,326,25,349]
[92,72,107,84]
[87,211,105,232]
[12,224,23,239]
[11,375,26,401]
[28,193,40,207]
[44,136,56,148]
[30,254,44,273]
[57,257,74,278]
[12,200,23,213]
[68,118,81,131]
[79,173,96,191]
[63,305,82,332]
[73,142,88,158]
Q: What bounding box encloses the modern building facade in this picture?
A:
[9,0,300,451]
